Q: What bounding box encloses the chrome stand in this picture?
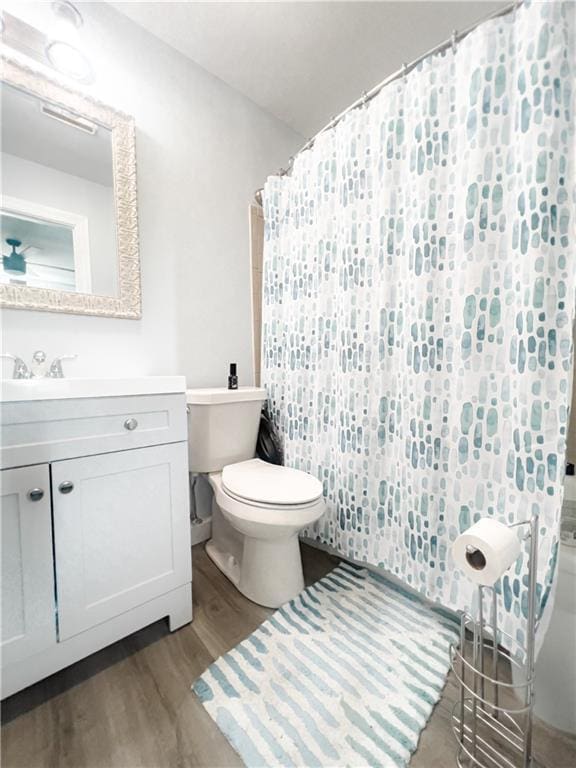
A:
[450,514,539,768]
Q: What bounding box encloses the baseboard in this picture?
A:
[190,516,212,546]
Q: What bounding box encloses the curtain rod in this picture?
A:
[255,0,522,205]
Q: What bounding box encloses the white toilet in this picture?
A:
[186,387,325,607]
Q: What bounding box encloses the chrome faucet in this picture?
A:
[48,354,78,379]
[30,350,48,378]
[1,353,30,379]
[1,352,77,379]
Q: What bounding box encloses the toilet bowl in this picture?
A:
[207,459,325,607]
[186,387,326,608]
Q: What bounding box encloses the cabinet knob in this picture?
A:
[124,417,138,431]
[59,481,74,494]
[27,488,44,502]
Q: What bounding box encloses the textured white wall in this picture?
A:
[1,2,302,386]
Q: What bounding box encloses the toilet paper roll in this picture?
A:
[452,518,522,585]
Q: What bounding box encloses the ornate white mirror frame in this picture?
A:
[0,55,141,319]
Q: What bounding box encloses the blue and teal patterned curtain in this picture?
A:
[262,1,575,646]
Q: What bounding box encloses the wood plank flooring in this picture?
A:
[2,544,574,768]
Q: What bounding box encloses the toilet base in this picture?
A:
[205,504,306,608]
[239,533,305,608]
[205,539,241,587]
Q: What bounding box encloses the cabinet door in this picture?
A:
[1,465,57,666]
[52,443,191,640]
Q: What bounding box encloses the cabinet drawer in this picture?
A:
[1,394,187,468]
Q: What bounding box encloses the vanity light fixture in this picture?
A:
[40,103,98,135]
[45,1,93,84]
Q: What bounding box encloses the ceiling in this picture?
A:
[112,0,507,137]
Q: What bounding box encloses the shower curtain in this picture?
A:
[262,0,575,647]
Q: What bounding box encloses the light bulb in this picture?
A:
[45,40,92,82]
[45,1,93,83]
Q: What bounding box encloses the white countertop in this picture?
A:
[0,376,187,403]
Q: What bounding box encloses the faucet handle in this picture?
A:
[1,353,30,379]
[48,354,77,379]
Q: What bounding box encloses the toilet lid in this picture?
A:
[222,459,323,506]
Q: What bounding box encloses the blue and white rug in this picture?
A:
[192,562,459,767]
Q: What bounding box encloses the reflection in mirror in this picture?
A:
[1,83,118,297]
[2,212,80,292]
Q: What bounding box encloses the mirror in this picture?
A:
[1,84,116,296]
[0,56,141,318]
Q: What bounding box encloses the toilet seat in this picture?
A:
[209,466,325,528]
[222,458,323,506]
[222,486,322,511]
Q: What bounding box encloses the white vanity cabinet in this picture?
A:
[1,465,57,666]
[52,444,189,640]
[0,379,192,699]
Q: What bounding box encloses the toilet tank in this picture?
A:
[186,387,267,473]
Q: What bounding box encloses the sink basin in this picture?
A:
[0,376,187,402]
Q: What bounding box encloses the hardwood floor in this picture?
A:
[2,544,574,768]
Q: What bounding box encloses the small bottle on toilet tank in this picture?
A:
[228,363,238,390]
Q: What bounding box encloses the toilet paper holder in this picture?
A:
[464,545,487,571]
[450,513,539,768]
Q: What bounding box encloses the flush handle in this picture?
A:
[58,481,74,495]
[124,417,138,431]
[27,488,44,502]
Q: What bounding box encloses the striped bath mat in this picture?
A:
[192,562,459,767]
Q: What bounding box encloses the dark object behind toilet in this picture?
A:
[256,404,283,465]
